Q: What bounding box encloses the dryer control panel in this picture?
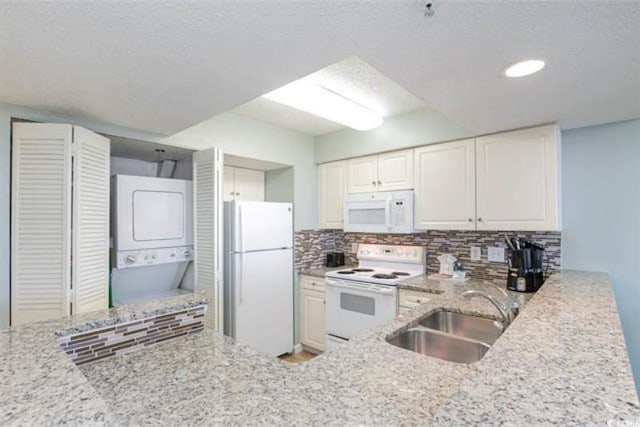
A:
[114,246,194,269]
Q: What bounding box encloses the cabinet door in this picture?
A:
[300,288,325,351]
[319,161,347,229]
[234,167,265,201]
[414,140,476,230]
[378,149,414,191]
[347,155,378,193]
[476,125,560,231]
[223,166,235,201]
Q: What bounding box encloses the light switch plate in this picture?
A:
[470,247,481,261]
[487,246,505,262]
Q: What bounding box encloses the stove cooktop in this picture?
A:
[326,267,423,285]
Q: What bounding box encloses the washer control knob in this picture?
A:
[183,248,192,258]
[125,254,137,265]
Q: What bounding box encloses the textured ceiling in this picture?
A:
[0,1,638,135]
[232,56,425,135]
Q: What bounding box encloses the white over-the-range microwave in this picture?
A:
[343,190,414,234]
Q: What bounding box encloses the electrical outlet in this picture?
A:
[470,246,481,261]
[351,243,358,252]
[487,246,505,262]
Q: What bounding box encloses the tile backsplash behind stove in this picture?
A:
[294,230,561,282]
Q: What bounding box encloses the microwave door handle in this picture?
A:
[385,199,392,231]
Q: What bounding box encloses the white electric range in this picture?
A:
[324,244,426,349]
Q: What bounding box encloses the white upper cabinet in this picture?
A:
[223,166,265,202]
[346,149,414,194]
[476,124,561,231]
[318,160,347,229]
[377,149,414,192]
[234,167,265,201]
[414,139,476,230]
[223,166,235,201]
[347,155,378,193]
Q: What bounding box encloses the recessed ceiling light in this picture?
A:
[263,80,383,131]
[504,59,546,78]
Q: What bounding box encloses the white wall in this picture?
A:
[265,167,294,203]
[561,119,640,394]
[165,113,317,230]
[315,107,471,163]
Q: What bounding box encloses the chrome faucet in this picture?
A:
[482,281,520,318]
[462,289,516,325]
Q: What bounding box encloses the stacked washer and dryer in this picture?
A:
[110,174,195,305]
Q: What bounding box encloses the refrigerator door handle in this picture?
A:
[238,205,244,253]
[237,253,243,304]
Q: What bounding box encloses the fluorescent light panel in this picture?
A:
[263,80,383,131]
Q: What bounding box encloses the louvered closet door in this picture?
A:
[72,127,110,314]
[11,123,72,325]
[193,147,224,331]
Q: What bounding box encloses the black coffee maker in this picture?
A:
[506,237,545,293]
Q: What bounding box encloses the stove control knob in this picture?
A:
[125,254,137,265]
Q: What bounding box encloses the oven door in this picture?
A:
[325,278,397,341]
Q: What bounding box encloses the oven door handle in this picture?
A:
[326,279,394,295]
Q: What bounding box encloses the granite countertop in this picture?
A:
[2,272,638,425]
[0,293,207,425]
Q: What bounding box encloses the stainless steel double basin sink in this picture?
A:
[386,310,505,363]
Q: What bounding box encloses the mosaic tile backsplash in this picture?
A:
[57,305,206,365]
[295,230,561,282]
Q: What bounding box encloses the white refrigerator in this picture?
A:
[223,201,294,356]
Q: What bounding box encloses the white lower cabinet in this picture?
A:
[398,288,431,315]
[299,275,326,352]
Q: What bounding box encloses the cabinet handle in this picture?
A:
[230,192,235,195]
[377,180,382,185]
[468,218,473,222]
[478,217,483,222]
[236,192,240,196]
[372,181,376,186]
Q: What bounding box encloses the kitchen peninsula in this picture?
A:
[1,271,638,425]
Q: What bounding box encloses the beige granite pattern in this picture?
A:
[0,293,206,425]
[2,272,638,425]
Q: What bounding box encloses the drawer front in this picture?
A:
[398,289,431,308]
[300,275,326,293]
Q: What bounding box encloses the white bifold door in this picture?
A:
[193,148,224,332]
[11,123,110,325]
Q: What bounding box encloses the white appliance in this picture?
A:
[112,175,194,269]
[224,201,294,357]
[325,244,426,349]
[343,190,414,234]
